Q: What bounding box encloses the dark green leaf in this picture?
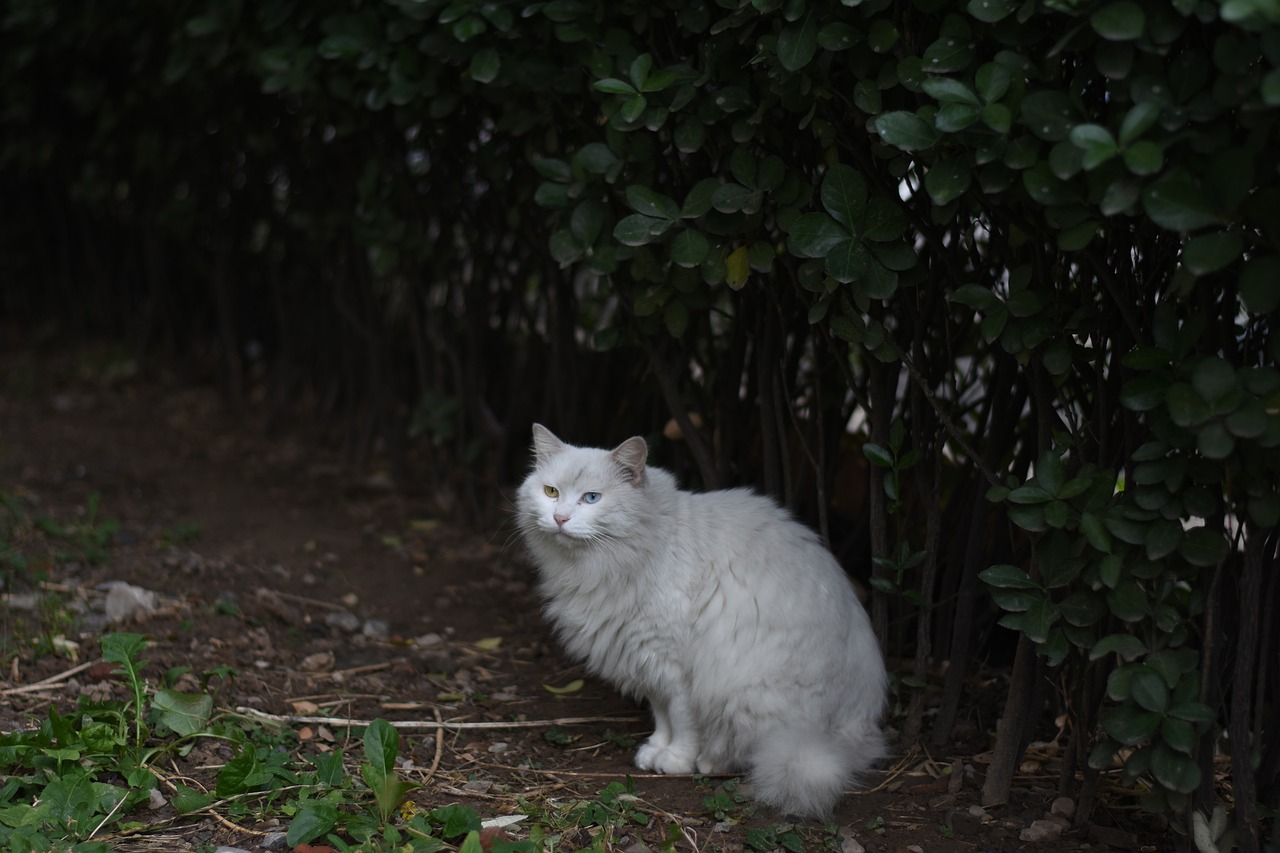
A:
[1091,633,1148,661]
[1150,742,1201,793]
[1129,665,1169,713]
[613,214,663,247]
[626,186,681,221]
[593,77,636,95]
[1101,703,1162,744]
[862,442,894,468]
[469,48,500,84]
[1107,580,1149,622]
[787,213,849,258]
[967,0,1018,22]
[288,801,339,846]
[1091,1,1146,40]
[821,164,868,230]
[1143,173,1221,231]
[874,111,940,151]
[671,229,711,267]
[1239,257,1280,314]
[1182,231,1242,275]
[1180,527,1227,566]
[826,240,871,284]
[925,158,972,206]
[979,564,1040,589]
[777,12,819,71]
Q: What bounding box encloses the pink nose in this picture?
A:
[554,513,569,527]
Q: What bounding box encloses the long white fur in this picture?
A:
[515,424,888,818]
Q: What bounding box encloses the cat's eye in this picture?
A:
[543,485,559,498]
[582,491,602,504]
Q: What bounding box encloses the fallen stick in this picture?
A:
[234,706,642,731]
[1,658,102,696]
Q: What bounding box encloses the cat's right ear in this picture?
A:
[611,436,648,485]
[531,423,567,465]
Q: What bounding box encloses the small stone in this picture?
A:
[487,741,509,754]
[416,632,444,647]
[299,650,335,672]
[104,582,157,623]
[326,609,360,633]
[260,832,289,851]
[967,805,990,820]
[147,788,167,810]
[1019,819,1064,843]
[362,618,390,640]
[836,825,866,853]
[1050,796,1076,819]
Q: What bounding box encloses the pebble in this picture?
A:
[1020,818,1064,843]
[326,609,360,633]
[1051,796,1076,819]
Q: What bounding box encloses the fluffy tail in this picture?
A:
[748,723,887,819]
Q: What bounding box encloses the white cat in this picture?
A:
[515,424,888,818]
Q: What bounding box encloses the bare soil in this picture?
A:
[0,361,1172,852]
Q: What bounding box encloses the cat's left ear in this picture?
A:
[611,436,648,485]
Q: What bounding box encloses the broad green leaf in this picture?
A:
[1180,527,1227,566]
[862,198,909,241]
[967,0,1017,22]
[626,186,680,220]
[1239,256,1280,314]
[613,214,663,247]
[288,801,339,846]
[1101,703,1162,744]
[821,164,868,230]
[1092,1,1146,40]
[1129,665,1170,713]
[874,111,940,151]
[1150,743,1201,793]
[1091,633,1147,661]
[152,689,214,737]
[975,62,1012,102]
[778,12,819,71]
[1021,91,1077,141]
[862,443,894,468]
[1118,102,1160,144]
[671,229,711,267]
[787,212,849,258]
[1181,231,1242,275]
[921,77,981,106]
[1143,173,1221,231]
[1123,141,1163,175]
[979,564,1039,589]
[925,157,972,205]
[469,48,500,84]
[593,77,636,95]
[825,239,870,284]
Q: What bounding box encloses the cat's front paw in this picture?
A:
[635,741,697,775]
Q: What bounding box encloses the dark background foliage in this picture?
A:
[3,0,1277,847]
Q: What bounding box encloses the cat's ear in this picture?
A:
[531,423,567,465]
[610,436,648,485]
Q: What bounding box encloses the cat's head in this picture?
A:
[516,424,648,548]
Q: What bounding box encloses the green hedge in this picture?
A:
[3,0,1277,846]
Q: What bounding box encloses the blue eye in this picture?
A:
[582,491,602,504]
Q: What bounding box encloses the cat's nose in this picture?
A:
[554,513,570,527]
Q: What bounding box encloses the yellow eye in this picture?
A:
[544,485,559,498]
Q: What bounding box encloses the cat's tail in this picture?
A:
[748,722,887,819]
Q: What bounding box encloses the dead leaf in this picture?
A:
[473,636,503,651]
[543,679,584,695]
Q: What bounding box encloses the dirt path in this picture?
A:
[0,370,1166,852]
